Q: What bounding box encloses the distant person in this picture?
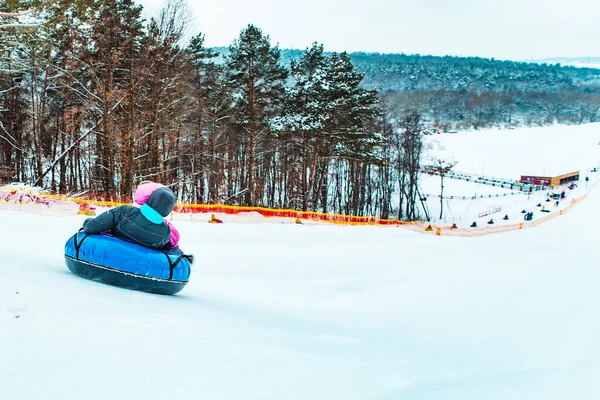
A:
[487,219,494,225]
[470,221,477,228]
[503,215,509,220]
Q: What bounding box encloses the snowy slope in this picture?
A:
[2,123,600,400]
[1,186,600,399]
[420,123,600,224]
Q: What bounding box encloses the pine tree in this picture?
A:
[187,32,220,202]
[226,24,287,206]
[279,42,329,211]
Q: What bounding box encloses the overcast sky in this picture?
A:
[139,0,598,61]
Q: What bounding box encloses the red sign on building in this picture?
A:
[520,176,551,186]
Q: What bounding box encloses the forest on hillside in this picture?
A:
[1,0,598,221]
[351,53,600,131]
[220,48,600,131]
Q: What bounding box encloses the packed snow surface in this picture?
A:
[1,123,600,399]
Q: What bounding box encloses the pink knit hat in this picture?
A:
[133,181,164,205]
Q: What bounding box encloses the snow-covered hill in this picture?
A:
[420,123,600,224]
[1,123,600,400]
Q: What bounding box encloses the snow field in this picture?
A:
[1,123,600,399]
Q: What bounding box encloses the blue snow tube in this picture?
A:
[64,231,191,295]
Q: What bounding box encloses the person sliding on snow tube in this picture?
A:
[83,183,180,250]
[66,183,193,295]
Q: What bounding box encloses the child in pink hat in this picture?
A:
[133,181,180,248]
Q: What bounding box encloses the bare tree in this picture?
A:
[423,158,457,219]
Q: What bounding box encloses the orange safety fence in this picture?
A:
[39,191,425,227]
[0,184,592,237]
[424,192,588,237]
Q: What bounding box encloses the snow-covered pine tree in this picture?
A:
[226,24,288,206]
[311,51,381,214]
[186,32,228,203]
[275,44,381,213]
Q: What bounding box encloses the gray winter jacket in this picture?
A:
[83,187,177,249]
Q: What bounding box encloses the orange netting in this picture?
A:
[1,185,591,237]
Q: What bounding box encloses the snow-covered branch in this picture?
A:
[0,121,24,151]
[0,23,40,29]
[0,10,34,18]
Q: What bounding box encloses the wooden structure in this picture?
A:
[520,171,579,187]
